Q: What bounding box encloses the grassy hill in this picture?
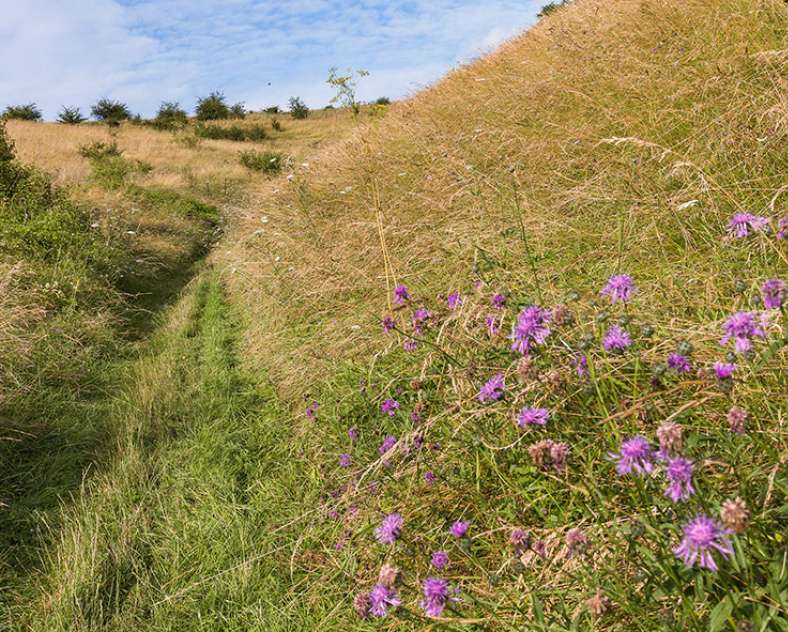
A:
[2,0,786,629]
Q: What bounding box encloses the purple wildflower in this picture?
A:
[354,592,371,619]
[674,515,733,571]
[720,311,765,353]
[381,398,400,416]
[412,307,431,333]
[574,354,589,378]
[348,427,358,443]
[410,409,422,424]
[478,373,505,403]
[375,512,403,545]
[485,315,501,337]
[511,305,552,355]
[727,213,769,238]
[447,291,462,310]
[511,528,530,555]
[393,284,410,305]
[491,293,507,309]
[449,520,469,538]
[778,217,787,240]
[382,315,395,333]
[403,339,418,352]
[339,453,352,468]
[369,583,401,617]
[761,278,785,310]
[306,401,319,419]
[424,470,436,484]
[713,361,736,379]
[517,406,549,427]
[611,436,655,476]
[667,353,691,373]
[603,325,631,353]
[727,406,747,434]
[566,528,589,557]
[420,577,450,618]
[600,274,637,304]
[656,421,683,459]
[664,457,694,502]
[378,435,397,456]
[431,550,449,569]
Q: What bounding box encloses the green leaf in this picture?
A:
[708,596,733,632]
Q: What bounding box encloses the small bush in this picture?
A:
[78,141,122,160]
[264,106,280,114]
[57,106,86,124]
[194,124,267,142]
[538,0,571,17]
[271,117,282,132]
[195,91,231,121]
[288,97,309,120]
[239,150,284,174]
[3,103,43,121]
[375,97,391,106]
[91,99,131,125]
[152,101,188,130]
[229,102,246,119]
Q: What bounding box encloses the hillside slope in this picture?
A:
[7,0,786,630]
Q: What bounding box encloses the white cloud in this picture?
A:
[0,0,542,119]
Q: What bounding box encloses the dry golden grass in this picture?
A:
[215,0,787,403]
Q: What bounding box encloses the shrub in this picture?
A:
[196,91,231,121]
[91,99,131,125]
[153,101,188,129]
[288,97,309,119]
[2,103,43,121]
[239,150,284,174]
[264,106,280,114]
[327,67,369,115]
[78,141,151,189]
[229,102,246,119]
[57,106,86,124]
[538,0,571,17]
[375,97,391,106]
[78,141,122,160]
[194,124,267,142]
[271,117,282,132]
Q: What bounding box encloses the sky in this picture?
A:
[0,1,543,120]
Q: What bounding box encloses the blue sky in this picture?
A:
[1,1,542,119]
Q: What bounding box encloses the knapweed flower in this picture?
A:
[412,307,431,333]
[517,406,549,427]
[603,325,631,353]
[378,563,400,588]
[611,436,654,476]
[727,406,747,434]
[667,353,691,373]
[720,311,765,353]
[727,212,769,238]
[403,339,418,352]
[674,515,733,571]
[378,435,397,455]
[528,440,569,472]
[369,583,401,617]
[485,315,501,337]
[339,453,352,468]
[447,291,462,310]
[354,591,371,619]
[600,274,637,304]
[566,528,589,557]
[720,497,749,534]
[664,457,695,502]
[393,284,410,305]
[550,442,570,472]
[348,427,358,443]
[424,470,436,484]
[778,216,787,240]
[656,421,683,458]
[478,373,505,403]
[420,577,450,617]
[491,293,507,309]
[381,398,400,416]
[375,512,403,545]
[306,401,319,419]
[431,550,449,569]
[713,361,736,379]
[511,305,552,355]
[510,528,530,555]
[449,520,469,538]
[761,278,785,310]
[382,315,395,333]
[574,354,589,378]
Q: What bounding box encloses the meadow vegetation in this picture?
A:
[1,0,785,630]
